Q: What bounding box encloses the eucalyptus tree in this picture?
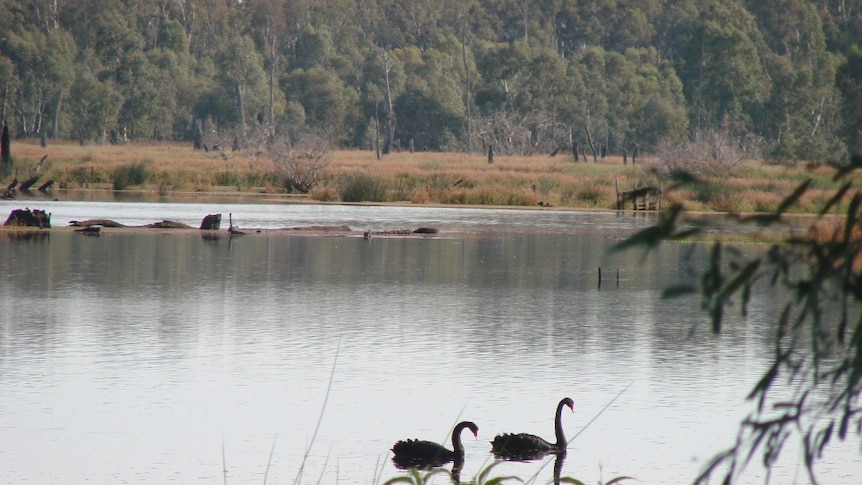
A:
[669,0,770,140]
[247,0,305,127]
[630,57,689,150]
[282,66,359,143]
[509,44,568,151]
[474,40,551,154]
[66,51,122,144]
[543,0,660,54]
[577,46,611,159]
[0,1,70,138]
[837,43,862,154]
[186,0,234,55]
[0,56,19,125]
[747,0,843,161]
[115,49,180,140]
[390,37,468,151]
[219,33,268,144]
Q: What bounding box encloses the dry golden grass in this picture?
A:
[4,139,857,213]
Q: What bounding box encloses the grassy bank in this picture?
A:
[3,139,853,214]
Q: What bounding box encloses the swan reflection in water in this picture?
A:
[391,421,478,483]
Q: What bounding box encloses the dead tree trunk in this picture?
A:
[199,213,222,230]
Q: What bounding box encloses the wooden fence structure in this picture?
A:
[615,180,662,211]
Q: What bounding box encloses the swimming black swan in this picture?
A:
[391,420,479,469]
[491,397,574,460]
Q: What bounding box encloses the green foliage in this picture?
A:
[394,87,462,151]
[615,155,862,483]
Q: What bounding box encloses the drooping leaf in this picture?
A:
[818,182,852,216]
[604,477,637,485]
[556,478,588,485]
[482,477,524,485]
[775,179,812,216]
[611,204,687,253]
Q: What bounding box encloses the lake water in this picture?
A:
[0,199,858,484]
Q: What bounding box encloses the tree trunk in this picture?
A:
[268,39,276,126]
[1,121,10,166]
[234,81,246,148]
[461,10,472,154]
[583,123,597,162]
[382,51,394,155]
[375,104,381,160]
[52,88,63,140]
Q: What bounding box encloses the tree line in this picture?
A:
[1,0,861,162]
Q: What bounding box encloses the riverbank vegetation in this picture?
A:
[6,139,856,215]
[615,154,862,484]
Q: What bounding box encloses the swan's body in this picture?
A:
[491,397,574,460]
[392,421,479,469]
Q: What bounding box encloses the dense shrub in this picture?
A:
[338,173,388,202]
[111,162,148,190]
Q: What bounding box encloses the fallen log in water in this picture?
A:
[142,220,193,229]
[69,219,126,228]
[18,175,40,191]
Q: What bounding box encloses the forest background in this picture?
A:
[2,0,862,159]
[2,0,862,211]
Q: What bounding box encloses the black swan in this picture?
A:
[491,397,574,460]
[391,420,479,469]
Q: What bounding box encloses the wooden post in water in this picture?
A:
[598,266,602,289]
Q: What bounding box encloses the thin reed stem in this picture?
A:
[293,341,340,485]
[263,437,277,485]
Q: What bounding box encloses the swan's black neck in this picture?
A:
[451,422,472,454]
[553,400,570,448]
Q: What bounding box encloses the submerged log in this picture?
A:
[69,219,126,228]
[143,220,193,229]
[4,208,51,228]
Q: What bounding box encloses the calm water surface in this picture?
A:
[0,200,858,484]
